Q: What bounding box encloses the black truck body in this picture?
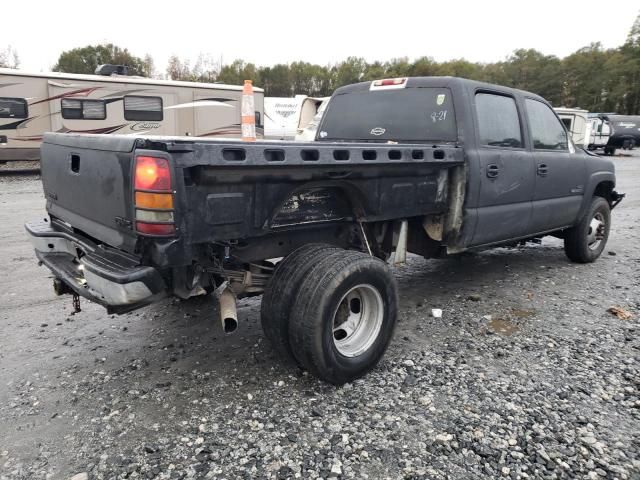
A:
[26,77,623,384]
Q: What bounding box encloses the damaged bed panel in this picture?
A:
[178,147,463,243]
[182,174,457,244]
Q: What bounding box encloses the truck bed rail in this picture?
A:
[137,137,464,167]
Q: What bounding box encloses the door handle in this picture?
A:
[486,164,499,178]
[537,163,549,176]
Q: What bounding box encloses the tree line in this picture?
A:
[8,12,640,114]
[0,46,20,69]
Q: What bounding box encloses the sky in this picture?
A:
[2,0,639,74]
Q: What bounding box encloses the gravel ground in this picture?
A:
[0,153,639,480]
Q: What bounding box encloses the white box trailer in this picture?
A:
[295,97,330,141]
[588,114,613,152]
[264,95,306,140]
[264,95,327,140]
[554,107,592,148]
[0,68,264,162]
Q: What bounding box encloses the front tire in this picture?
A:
[288,250,398,385]
[564,196,611,263]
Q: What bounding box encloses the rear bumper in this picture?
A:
[25,219,166,314]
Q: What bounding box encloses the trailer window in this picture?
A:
[61,99,106,120]
[61,99,82,119]
[124,96,163,121]
[0,97,28,119]
[82,100,106,120]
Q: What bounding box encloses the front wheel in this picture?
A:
[288,250,398,385]
[564,197,611,263]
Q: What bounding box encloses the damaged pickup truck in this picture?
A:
[26,77,624,384]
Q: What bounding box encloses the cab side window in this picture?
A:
[475,92,522,148]
[526,99,568,150]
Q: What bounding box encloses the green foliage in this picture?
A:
[53,44,150,76]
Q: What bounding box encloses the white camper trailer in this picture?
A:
[588,114,613,152]
[0,68,264,162]
[296,97,330,141]
[264,95,305,140]
[264,95,327,140]
[554,107,592,148]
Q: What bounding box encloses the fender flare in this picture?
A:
[576,171,615,220]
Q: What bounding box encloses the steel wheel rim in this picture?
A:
[587,212,606,251]
[332,284,384,357]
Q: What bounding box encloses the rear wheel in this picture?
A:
[288,250,398,385]
[564,196,611,263]
[260,244,338,363]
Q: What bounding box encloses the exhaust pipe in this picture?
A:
[216,284,238,334]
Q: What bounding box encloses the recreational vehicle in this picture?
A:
[0,68,264,162]
[554,107,592,149]
[264,95,327,140]
[295,97,330,141]
[601,114,639,151]
[588,114,613,153]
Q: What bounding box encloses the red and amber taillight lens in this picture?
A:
[135,156,172,191]
[134,156,176,237]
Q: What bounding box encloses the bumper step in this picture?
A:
[26,219,166,314]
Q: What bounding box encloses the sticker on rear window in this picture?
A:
[436,94,446,106]
[431,110,448,122]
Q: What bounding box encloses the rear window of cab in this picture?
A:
[318,86,456,143]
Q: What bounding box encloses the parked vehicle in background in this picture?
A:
[601,114,640,152]
[295,97,330,141]
[264,95,327,140]
[0,66,264,163]
[555,107,592,149]
[264,96,304,140]
[588,114,613,154]
[26,77,624,384]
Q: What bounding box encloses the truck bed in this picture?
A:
[40,133,465,261]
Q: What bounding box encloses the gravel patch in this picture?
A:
[1,155,639,479]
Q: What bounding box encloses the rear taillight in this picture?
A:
[135,156,172,190]
[136,222,176,236]
[134,155,176,237]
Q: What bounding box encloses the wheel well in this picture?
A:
[593,181,614,204]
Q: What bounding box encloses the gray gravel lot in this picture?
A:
[1,153,639,480]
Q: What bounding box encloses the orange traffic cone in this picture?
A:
[241,80,256,142]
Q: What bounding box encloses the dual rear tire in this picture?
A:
[261,246,397,384]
